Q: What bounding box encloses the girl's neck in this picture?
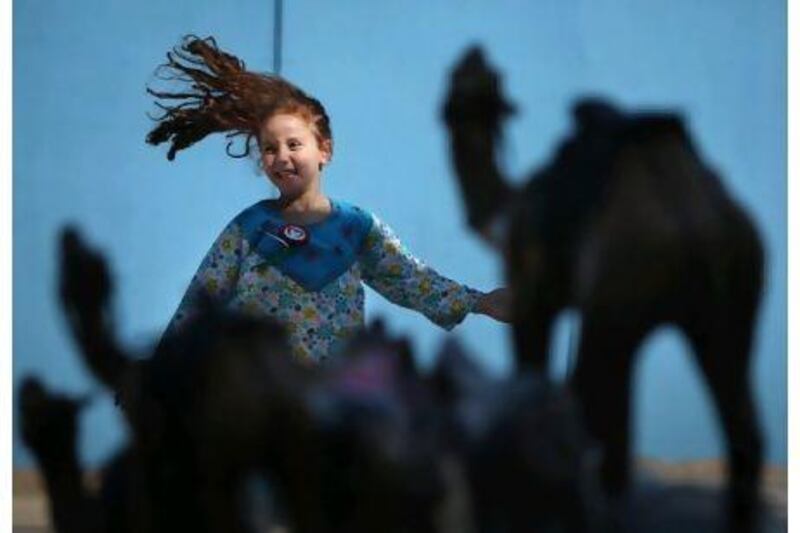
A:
[277,191,332,225]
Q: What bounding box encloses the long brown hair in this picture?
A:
[146,35,332,161]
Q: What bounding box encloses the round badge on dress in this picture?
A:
[278,224,309,247]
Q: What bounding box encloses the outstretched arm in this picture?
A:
[360,215,510,328]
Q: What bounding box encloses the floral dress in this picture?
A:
[163,199,483,363]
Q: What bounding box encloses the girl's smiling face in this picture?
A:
[259,113,332,201]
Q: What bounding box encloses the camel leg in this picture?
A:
[683,310,763,533]
[569,313,647,498]
[508,246,563,374]
[511,284,558,375]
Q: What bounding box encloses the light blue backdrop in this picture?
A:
[13,0,786,467]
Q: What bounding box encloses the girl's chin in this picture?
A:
[269,179,302,196]
[275,187,308,202]
[267,176,319,201]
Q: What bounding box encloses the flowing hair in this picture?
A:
[146,35,332,161]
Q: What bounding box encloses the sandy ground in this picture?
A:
[13,459,787,532]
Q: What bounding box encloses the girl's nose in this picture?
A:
[276,146,291,163]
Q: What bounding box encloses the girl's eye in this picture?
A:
[288,141,301,150]
[263,146,276,154]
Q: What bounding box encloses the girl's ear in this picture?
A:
[320,139,333,166]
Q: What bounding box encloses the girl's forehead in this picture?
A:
[260,113,315,138]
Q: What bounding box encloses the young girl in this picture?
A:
[149,36,510,363]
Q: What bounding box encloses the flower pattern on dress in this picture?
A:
[163,207,483,362]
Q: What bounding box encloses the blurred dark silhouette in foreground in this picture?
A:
[442,46,766,532]
[19,227,599,532]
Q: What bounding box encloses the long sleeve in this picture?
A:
[162,220,246,338]
[359,215,483,330]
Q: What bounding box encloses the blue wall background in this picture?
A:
[13,0,786,467]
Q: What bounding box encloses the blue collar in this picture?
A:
[236,199,374,291]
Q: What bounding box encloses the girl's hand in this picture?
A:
[475,288,513,323]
